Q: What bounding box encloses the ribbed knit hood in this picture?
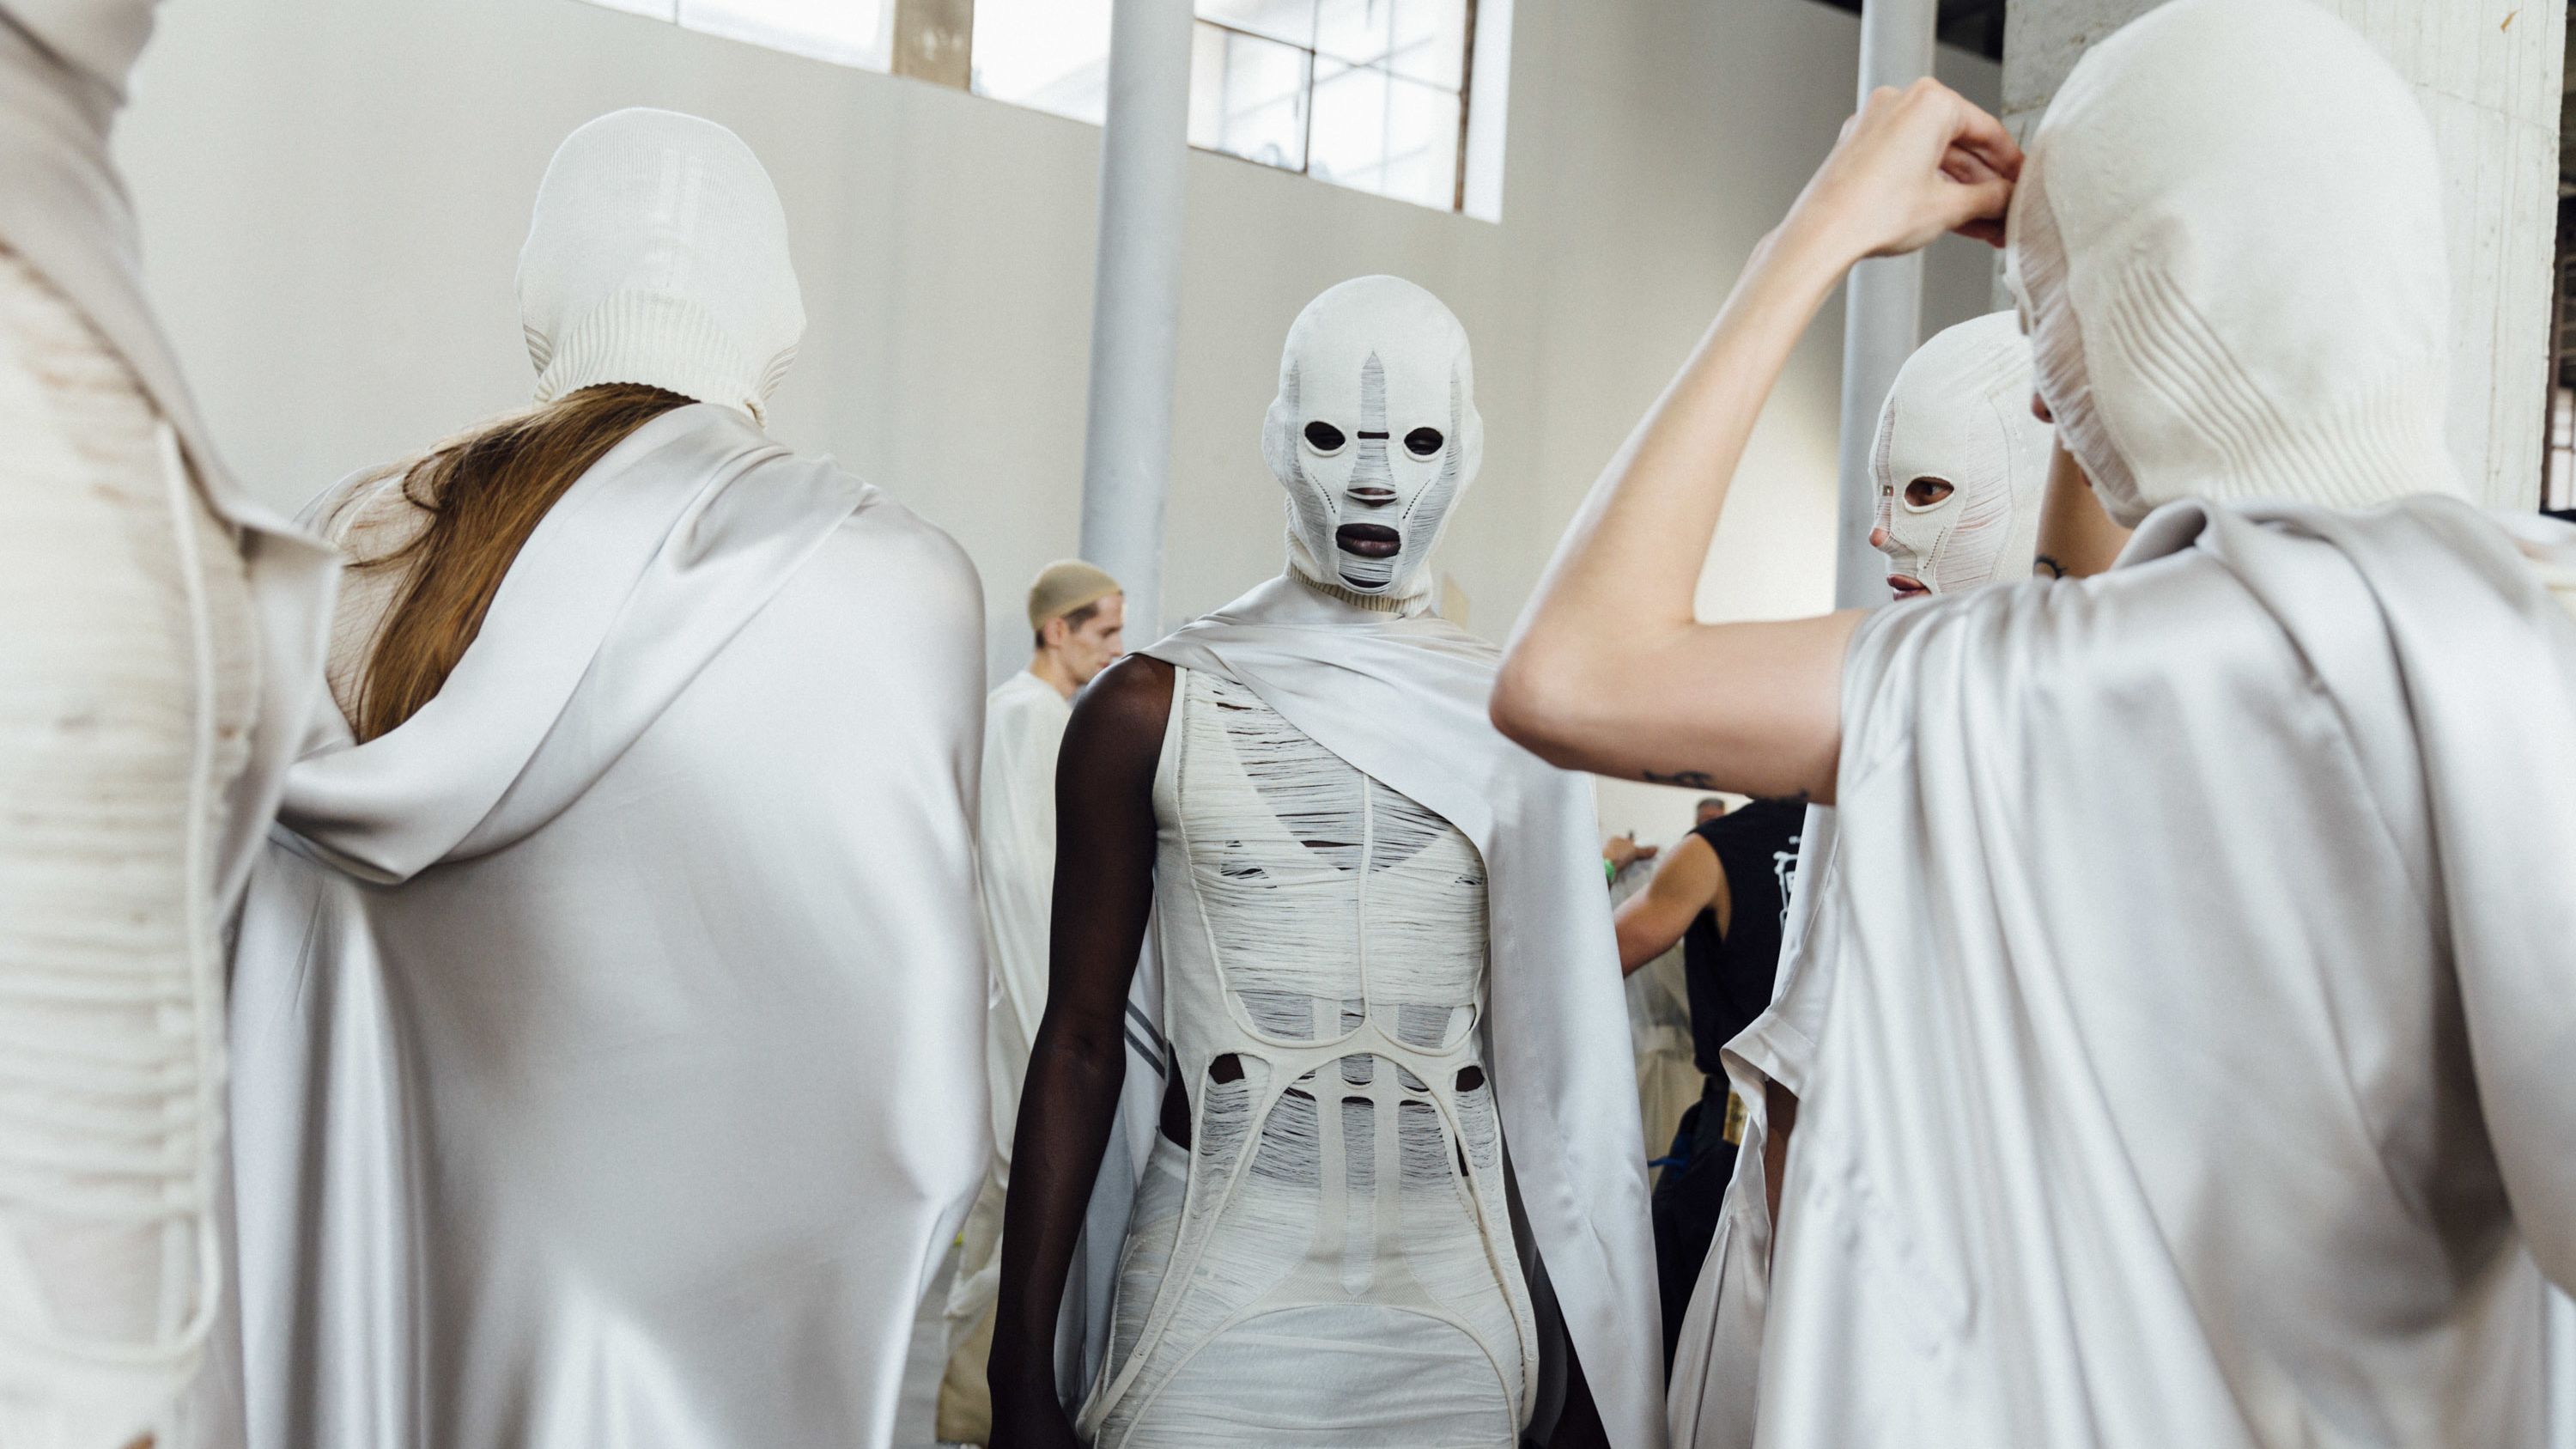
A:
[2007,0,2463,527]
[517,108,805,423]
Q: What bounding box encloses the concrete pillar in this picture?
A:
[1078,0,1194,635]
[1833,0,1940,611]
[2003,0,2567,509]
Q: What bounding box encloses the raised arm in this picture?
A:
[1491,80,2020,802]
[987,654,1173,1449]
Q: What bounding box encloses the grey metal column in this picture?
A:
[1078,0,1194,635]
[1832,0,1938,610]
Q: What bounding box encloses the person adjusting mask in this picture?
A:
[225,108,988,1449]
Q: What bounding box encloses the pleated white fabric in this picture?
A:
[224,405,989,1448]
[0,247,257,1449]
[1053,575,1663,1449]
[1748,496,2576,1448]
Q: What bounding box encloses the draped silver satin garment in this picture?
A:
[225,405,989,1448]
[1745,498,2576,1449]
[1048,575,1665,1449]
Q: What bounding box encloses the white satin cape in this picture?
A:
[223,405,989,1448]
[1731,496,2576,1448]
[1048,574,1664,1449]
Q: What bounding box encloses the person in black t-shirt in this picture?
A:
[1611,795,1804,1365]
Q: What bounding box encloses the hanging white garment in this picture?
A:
[940,668,1072,1418]
[1613,860,1698,1167]
[1749,496,2576,1448]
[1054,574,1664,1449]
[226,404,988,1449]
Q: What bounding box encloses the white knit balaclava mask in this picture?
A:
[2006,0,2460,529]
[518,108,806,423]
[1264,277,1484,605]
[1871,311,2053,598]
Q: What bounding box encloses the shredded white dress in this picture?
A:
[1081,665,1536,1448]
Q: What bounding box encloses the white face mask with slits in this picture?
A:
[1870,311,2054,598]
[1263,277,1485,606]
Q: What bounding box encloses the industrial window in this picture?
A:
[582,0,1500,217]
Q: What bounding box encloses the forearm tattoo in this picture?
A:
[2034,554,2069,579]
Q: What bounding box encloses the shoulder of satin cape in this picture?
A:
[1141,574,1514,846]
[272,404,910,884]
[1846,490,2576,1284]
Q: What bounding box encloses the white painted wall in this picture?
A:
[116,0,1999,847]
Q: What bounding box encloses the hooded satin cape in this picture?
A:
[1730,496,2576,1448]
[224,405,989,1448]
[1051,574,1664,1449]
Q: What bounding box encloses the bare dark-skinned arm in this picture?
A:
[987,655,1174,1449]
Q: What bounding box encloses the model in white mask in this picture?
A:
[1267,277,1482,605]
[225,109,987,1449]
[1867,312,2050,600]
[1494,0,2576,1444]
[989,277,1663,1449]
[1666,309,2052,1449]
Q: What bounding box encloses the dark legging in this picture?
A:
[1650,1076,1739,1368]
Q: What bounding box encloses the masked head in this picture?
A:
[2006,0,2460,529]
[1264,277,1484,604]
[1870,313,2053,599]
[518,109,806,424]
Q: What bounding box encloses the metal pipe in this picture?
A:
[1832,0,1938,611]
[1078,0,1195,634]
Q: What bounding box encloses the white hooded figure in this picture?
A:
[224,109,988,1449]
[1030,277,1664,1449]
[1866,311,2051,600]
[1741,3,2576,1447]
[1663,309,2052,1449]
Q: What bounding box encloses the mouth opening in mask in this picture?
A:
[1337,523,1401,561]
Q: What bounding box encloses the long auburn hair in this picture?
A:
[343,382,691,742]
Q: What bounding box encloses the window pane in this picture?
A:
[677,0,890,69]
[972,0,1115,124]
[1189,22,1310,171]
[1196,0,1315,49]
[1317,0,1463,88]
[1309,61,1457,209]
[1386,0,1467,88]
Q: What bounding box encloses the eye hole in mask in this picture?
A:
[1304,420,1349,454]
[1403,426,1444,457]
[1902,477,1957,510]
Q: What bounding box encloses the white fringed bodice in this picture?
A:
[1083,666,1535,1447]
